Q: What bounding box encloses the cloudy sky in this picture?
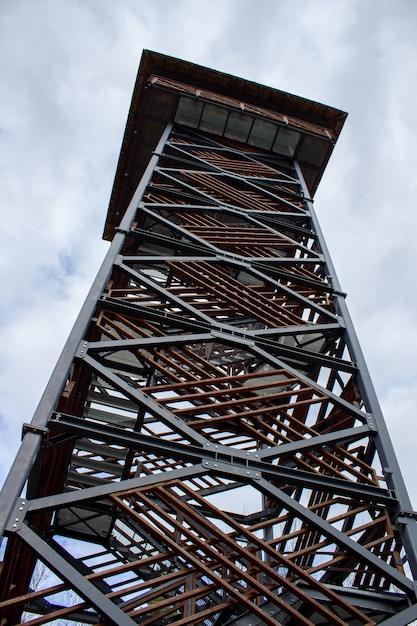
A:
[1,0,417,505]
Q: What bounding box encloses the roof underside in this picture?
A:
[103,50,347,240]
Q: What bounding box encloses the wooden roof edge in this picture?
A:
[103,50,347,240]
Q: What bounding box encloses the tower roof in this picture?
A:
[103,50,347,240]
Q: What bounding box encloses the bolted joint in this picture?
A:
[336,315,346,329]
[395,510,417,524]
[366,412,378,432]
[6,497,28,533]
[202,459,261,480]
[76,341,89,360]
[332,289,347,299]
[22,423,49,443]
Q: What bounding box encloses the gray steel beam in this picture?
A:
[216,335,366,422]
[0,123,173,539]
[256,476,415,594]
[116,259,216,326]
[294,159,417,580]
[12,523,137,626]
[86,328,355,374]
[27,463,206,514]
[75,352,209,446]
[377,604,417,625]
[46,412,393,504]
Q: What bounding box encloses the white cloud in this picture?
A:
[1,0,417,508]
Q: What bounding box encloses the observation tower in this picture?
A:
[1,50,417,626]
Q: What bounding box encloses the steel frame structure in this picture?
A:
[1,51,417,625]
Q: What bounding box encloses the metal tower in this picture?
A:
[1,50,417,626]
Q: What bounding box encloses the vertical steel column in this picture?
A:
[0,123,172,538]
[294,159,417,580]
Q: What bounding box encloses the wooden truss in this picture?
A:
[1,124,417,626]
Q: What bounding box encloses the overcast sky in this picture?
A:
[1,0,417,506]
